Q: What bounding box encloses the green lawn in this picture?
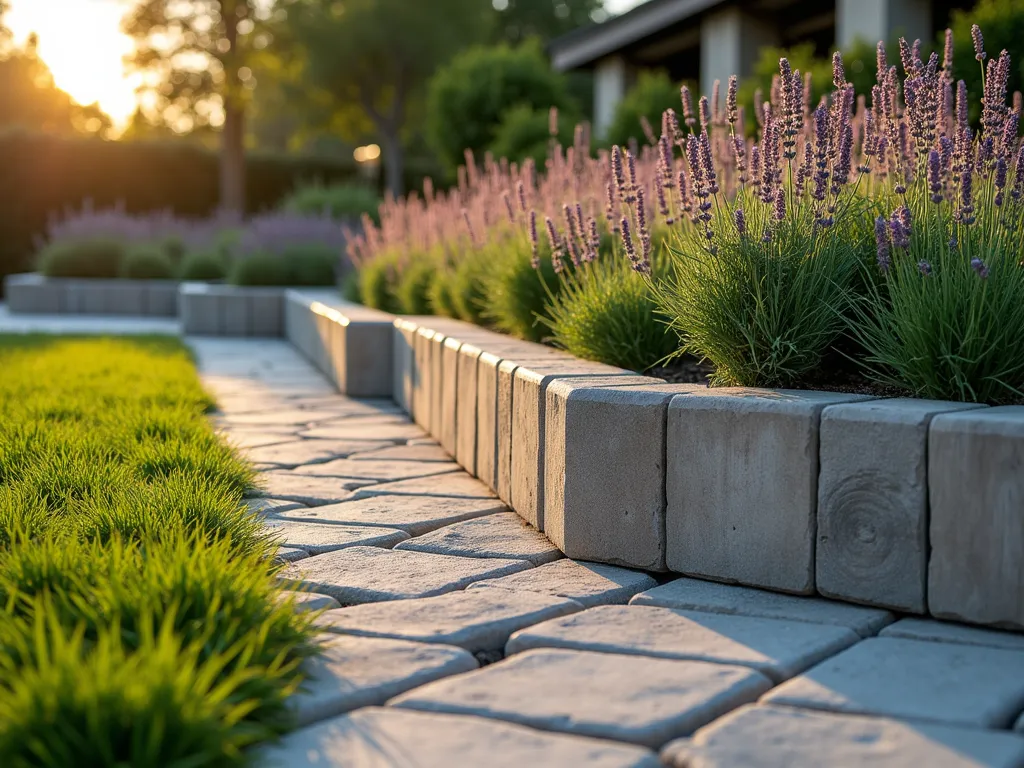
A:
[0,336,317,767]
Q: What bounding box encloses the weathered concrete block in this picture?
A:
[324,310,393,397]
[221,290,250,336]
[496,359,519,506]
[390,648,772,748]
[395,511,562,565]
[662,704,1024,768]
[511,362,634,531]
[393,319,418,416]
[762,636,1024,729]
[455,343,483,475]
[428,330,448,439]
[249,289,283,336]
[105,281,146,315]
[545,381,696,570]
[817,399,984,613]
[284,291,319,360]
[439,337,462,456]
[311,303,335,375]
[666,388,872,594]
[78,280,113,314]
[4,273,63,313]
[475,352,504,492]
[928,406,1024,629]
[879,617,1024,650]
[412,329,434,431]
[469,559,659,608]
[145,282,179,316]
[179,284,220,335]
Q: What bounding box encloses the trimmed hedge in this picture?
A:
[0,129,439,290]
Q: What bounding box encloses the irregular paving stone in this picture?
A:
[879,618,1024,650]
[288,635,478,727]
[269,494,508,536]
[256,707,662,768]
[244,438,395,468]
[218,409,345,426]
[245,497,305,518]
[221,430,302,449]
[761,637,1024,729]
[299,422,428,441]
[351,471,498,500]
[468,559,659,608]
[348,443,454,463]
[394,512,563,565]
[281,546,531,604]
[274,545,309,563]
[661,704,1024,768]
[316,588,583,652]
[276,590,341,613]
[629,577,893,637]
[291,458,460,482]
[253,471,374,505]
[390,648,772,748]
[506,605,859,683]
[263,520,409,555]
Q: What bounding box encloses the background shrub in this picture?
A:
[37,237,125,278]
[358,254,401,313]
[395,258,436,315]
[283,243,338,287]
[179,250,227,282]
[480,243,560,342]
[605,71,684,148]
[229,252,290,287]
[281,182,380,223]
[488,104,577,167]
[120,244,174,280]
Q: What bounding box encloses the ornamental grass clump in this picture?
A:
[847,28,1024,402]
[615,60,871,387]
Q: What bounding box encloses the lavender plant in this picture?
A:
[846,28,1024,402]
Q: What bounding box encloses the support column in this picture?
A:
[594,56,627,139]
[836,0,932,49]
[700,8,778,102]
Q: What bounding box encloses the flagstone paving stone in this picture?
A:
[878,617,1024,650]
[351,471,498,500]
[277,590,340,613]
[290,457,460,482]
[245,497,305,518]
[252,471,373,505]
[299,422,429,441]
[315,588,583,653]
[244,438,396,468]
[394,512,563,565]
[263,520,410,555]
[468,559,659,608]
[761,637,1024,729]
[267,495,507,536]
[256,707,662,768]
[348,443,454,462]
[274,545,310,563]
[661,705,1024,768]
[280,546,532,605]
[287,635,478,727]
[506,605,859,683]
[389,648,772,748]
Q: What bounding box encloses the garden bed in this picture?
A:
[0,335,317,764]
[283,292,1024,632]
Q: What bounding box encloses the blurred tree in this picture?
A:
[949,0,1024,124]
[492,0,606,45]
[278,0,491,196]
[122,0,275,212]
[487,102,578,166]
[605,70,683,147]
[426,40,578,171]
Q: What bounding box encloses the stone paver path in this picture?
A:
[190,338,1024,767]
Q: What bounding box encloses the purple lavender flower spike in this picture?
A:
[874,216,891,272]
[681,85,695,127]
[995,156,1008,206]
[918,260,933,276]
[699,95,710,129]
[832,51,847,87]
[972,24,986,61]
[611,145,626,195]
[620,216,638,267]
[528,211,539,268]
[773,188,786,221]
[727,76,738,124]
[943,29,954,76]
[929,149,943,203]
[971,257,990,278]
[1012,144,1024,202]
[734,208,746,236]
[711,80,721,123]
[877,41,888,82]
[502,192,515,224]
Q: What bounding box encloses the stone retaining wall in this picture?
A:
[5,273,178,316]
[218,292,1024,631]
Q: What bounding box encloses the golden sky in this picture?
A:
[6,0,141,127]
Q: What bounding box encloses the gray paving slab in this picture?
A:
[506,605,859,683]
[467,559,658,607]
[280,546,532,605]
[256,707,662,768]
[299,422,428,441]
[761,637,1024,729]
[245,497,305,518]
[275,545,309,563]
[661,705,1024,768]
[222,431,303,450]
[348,444,454,462]
[290,458,460,482]
[394,512,563,565]
[316,588,583,653]
[218,409,345,427]
[244,439,395,468]
[629,577,893,637]
[267,494,507,536]
[288,635,478,727]
[879,618,1024,650]
[351,471,498,500]
[263,519,410,555]
[277,590,340,613]
[389,648,772,748]
[252,471,373,505]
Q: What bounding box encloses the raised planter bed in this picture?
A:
[179,282,284,337]
[4,273,178,316]
[282,291,1024,631]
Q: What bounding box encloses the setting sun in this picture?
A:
[5,0,141,128]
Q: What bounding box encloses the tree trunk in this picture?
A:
[220,99,246,214]
[380,128,404,197]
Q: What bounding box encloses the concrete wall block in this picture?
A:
[666,389,872,595]
[496,359,520,506]
[104,282,146,315]
[312,306,335,376]
[220,291,250,336]
[145,282,179,317]
[412,329,434,431]
[817,399,985,613]
[439,338,463,456]
[4,274,52,314]
[249,290,284,337]
[928,406,1024,629]
[475,352,504,493]
[456,344,483,476]
[284,293,317,360]
[511,362,637,531]
[344,322,394,398]
[179,286,220,335]
[544,380,690,570]
[393,320,418,415]
[429,331,448,438]
[80,281,117,314]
